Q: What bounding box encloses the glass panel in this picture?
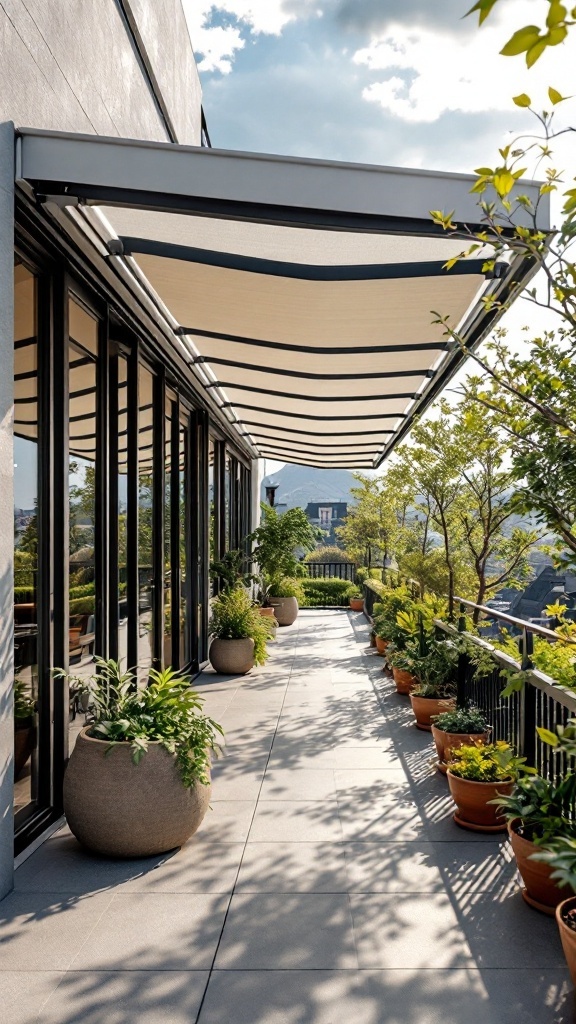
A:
[117,356,128,666]
[68,297,98,752]
[225,452,232,551]
[13,260,40,819]
[208,437,215,595]
[138,364,154,680]
[179,419,188,666]
[163,396,173,668]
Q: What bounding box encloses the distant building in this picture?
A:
[492,565,576,623]
[305,501,348,544]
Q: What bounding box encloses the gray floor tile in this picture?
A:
[210,761,266,802]
[37,971,209,1024]
[236,842,348,893]
[70,893,228,970]
[15,834,244,895]
[248,800,344,842]
[260,769,337,801]
[214,893,358,969]
[0,892,113,970]
[2,971,64,1024]
[196,800,256,842]
[342,840,517,894]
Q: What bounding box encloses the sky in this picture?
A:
[183,1,574,473]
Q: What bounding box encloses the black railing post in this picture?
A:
[520,629,537,765]
[456,609,469,709]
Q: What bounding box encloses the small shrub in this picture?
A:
[448,742,529,783]
[432,707,489,734]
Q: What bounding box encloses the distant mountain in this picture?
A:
[262,465,357,510]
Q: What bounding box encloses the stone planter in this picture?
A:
[64,729,211,857]
[349,598,364,611]
[269,596,298,626]
[431,726,490,768]
[392,667,417,695]
[409,694,455,731]
[509,818,566,913]
[210,637,255,675]
[556,897,576,985]
[447,771,513,832]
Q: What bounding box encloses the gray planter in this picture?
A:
[210,636,255,674]
[268,596,298,626]
[64,729,211,857]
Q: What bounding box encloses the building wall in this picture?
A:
[0,0,202,143]
[0,0,202,895]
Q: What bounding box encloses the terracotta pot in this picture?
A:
[431,726,490,765]
[210,637,255,675]
[64,728,211,857]
[509,818,566,912]
[409,694,456,731]
[392,666,417,695]
[447,771,514,830]
[259,606,276,619]
[349,598,364,611]
[556,897,576,985]
[14,719,36,778]
[269,596,298,626]
[375,636,389,655]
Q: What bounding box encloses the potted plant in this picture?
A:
[345,586,364,612]
[209,585,273,674]
[431,706,490,773]
[59,659,223,857]
[408,638,458,730]
[496,771,576,913]
[447,741,531,833]
[528,838,576,982]
[267,576,305,627]
[14,677,36,778]
[386,642,419,694]
[250,505,319,626]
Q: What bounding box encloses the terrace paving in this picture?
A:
[1,610,573,1023]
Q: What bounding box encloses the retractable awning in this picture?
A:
[16,129,549,468]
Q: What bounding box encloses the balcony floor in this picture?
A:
[2,610,573,1023]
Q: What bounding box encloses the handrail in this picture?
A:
[454,594,576,645]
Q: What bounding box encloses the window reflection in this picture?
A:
[13,260,39,818]
[138,364,154,680]
[179,419,188,666]
[117,356,128,665]
[68,297,98,753]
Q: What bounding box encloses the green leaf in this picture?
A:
[546,2,567,27]
[493,171,515,196]
[466,0,499,24]
[536,727,560,747]
[513,93,531,107]
[474,166,494,175]
[500,25,541,56]
[527,38,549,66]
[548,86,566,105]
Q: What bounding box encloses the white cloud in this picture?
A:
[354,20,574,124]
[183,2,299,73]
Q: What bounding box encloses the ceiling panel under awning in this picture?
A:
[15,129,550,469]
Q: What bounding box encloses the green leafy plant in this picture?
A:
[300,577,352,607]
[57,658,223,787]
[494,772,576,844]
[268,576,305,601]
[448,741,531,782]
[531,837,576,893]
[210,585,273,665]
[344,586,363,600]
[250,505,320,600]
[209,549,256,593]
[432,706,489,734]
[410,638,459,698]
[13,678,35,720]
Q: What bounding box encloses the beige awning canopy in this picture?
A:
[16,129,549,468]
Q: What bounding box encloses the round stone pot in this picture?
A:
[210,637,255,675]
[509,818,566,913]
[556,897,576,985]
[446,771,513,831]
[431,726,490,766]
[64,729,211,857]
[269,596,298,626]
[409,694,455,731]
[392,666,417,695]
[349,598,364,611]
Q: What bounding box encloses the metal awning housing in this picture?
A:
[16,129,550,468]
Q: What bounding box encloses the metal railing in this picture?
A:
[304,562,356,581]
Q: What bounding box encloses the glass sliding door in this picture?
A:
[67,296,99,752]
[138,363,155,680]
[13,259,42,824]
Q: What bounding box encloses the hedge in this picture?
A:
[300,577,354,607]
